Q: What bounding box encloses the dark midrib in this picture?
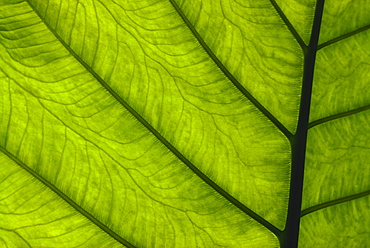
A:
[318,24,370,50]
[168,0,292,140]
[0,145,135,248]
[301,190,370,217]
[309,104,370,129]
[280,1,325,248]
[25,0,281,237]
[269,0,306,50]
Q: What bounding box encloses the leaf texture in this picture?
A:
[0,0,369,247]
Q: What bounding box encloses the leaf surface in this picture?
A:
[0,0,369,247]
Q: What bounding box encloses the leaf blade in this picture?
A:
[24,0,293,229]
[0,0,282,246]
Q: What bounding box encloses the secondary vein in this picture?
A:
[309,104,370,129]
[168,0,292,140]
[301,190,370,217]
[318,24,370,50]
[269,0,306,51]
[0,145,136,248]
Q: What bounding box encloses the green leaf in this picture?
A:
[0,0,369,247]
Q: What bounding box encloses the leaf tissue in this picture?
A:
[0,0,369,247]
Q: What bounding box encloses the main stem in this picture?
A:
[280,1,325,247]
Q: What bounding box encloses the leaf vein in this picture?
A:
[0,145,136,248]
[301,190,370,217]
[318,24,370,50]
[168,0,292,139]
[268,0,306,50]
[309,104,370,129]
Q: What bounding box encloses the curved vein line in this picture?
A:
[168,0,292,140]
[318,24,370,50]
[268,0,307,51]
[25,0,281,237]
[309,104,370,129]
[0,146,136,248]
[0,227,32,248]
[301,190,370,217]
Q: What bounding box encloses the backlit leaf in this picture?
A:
[0,0,369,247]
